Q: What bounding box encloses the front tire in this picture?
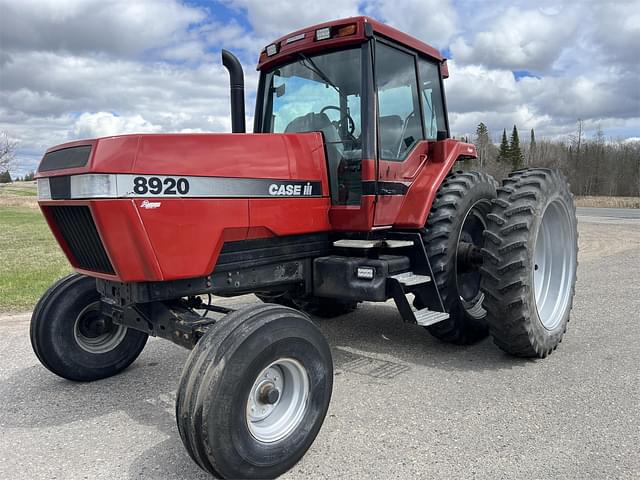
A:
[176,304,333,479]
[30,274,148,381]
[481,169,578,357]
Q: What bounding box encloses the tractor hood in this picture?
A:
[36,133,329,199]
[35,133,332,283]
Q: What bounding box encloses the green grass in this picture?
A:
[0,205,71,312]
[0,181,37,197]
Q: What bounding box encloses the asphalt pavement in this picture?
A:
[577,207,640,220]
[1,210,639,479]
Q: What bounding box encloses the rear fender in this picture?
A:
[393,140,477,228]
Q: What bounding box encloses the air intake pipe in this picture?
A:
[221,49,246,133]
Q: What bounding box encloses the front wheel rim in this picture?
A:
[73,302,127,354]
[533,199,576,330]
[246,358,310,443]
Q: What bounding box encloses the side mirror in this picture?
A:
[274,83,286,98]
[436,130,447,141]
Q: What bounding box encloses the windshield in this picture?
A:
[259,47,363,204]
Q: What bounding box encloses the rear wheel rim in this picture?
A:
[246,358,310,443]
[534,198,576,330]
[73,302,127,354]
[455,200,490,318]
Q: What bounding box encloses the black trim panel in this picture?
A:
[49,176,71,200]
[39,145,92,172]
[362,181,408,196]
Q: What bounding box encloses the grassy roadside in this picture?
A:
[0,183,71,312]
[574,196,640,209]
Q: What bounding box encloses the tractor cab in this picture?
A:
[253,16,449,216]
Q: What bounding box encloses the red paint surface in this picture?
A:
[394,140,477,227]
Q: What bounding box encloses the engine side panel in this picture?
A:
[36,133,332,282]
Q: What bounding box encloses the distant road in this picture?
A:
[577,207,640,219]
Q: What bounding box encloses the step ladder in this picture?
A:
[388,272,449,327]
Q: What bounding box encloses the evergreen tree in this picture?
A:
[510,125,524,169]
[498,128,510,163]
[0,170,12,183]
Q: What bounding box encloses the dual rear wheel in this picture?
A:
[422,168,577,358]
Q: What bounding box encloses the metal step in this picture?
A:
[333,239,414,249]
[413,309,449,327]
[390,272,431,286]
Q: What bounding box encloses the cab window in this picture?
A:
[375,43,423,161]
[417,58,446,139]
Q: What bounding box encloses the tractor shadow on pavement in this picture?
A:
[319,301,531,376]
[1,298,530,479]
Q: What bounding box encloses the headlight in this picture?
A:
[37,178,51,200]
[70,174,117,198]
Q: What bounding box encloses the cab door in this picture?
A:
[373,41,448,227]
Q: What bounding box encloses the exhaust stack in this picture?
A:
[221,49,246,133]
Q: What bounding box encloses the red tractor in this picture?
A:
[32,16,578,479]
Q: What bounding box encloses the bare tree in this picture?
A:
[0,131,17,172]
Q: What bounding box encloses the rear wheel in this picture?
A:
[481,168,578,357]
[30,274,148,381]
[419,171,497,344]
[176,304,333,479]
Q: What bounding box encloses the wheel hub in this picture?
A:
[246,358,309,443]
[455,200,490,314]
[73,302,127,354]
[259,383,280,404]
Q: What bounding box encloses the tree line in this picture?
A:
[466,121,640,197]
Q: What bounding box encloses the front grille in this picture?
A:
[48,206,115,274]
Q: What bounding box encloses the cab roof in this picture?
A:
[256,16,445,71]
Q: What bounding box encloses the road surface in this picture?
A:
[1,210,639,479]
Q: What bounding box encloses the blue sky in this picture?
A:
[1,0,638,175]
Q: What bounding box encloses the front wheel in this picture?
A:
[176,304,333,479]
[30,274,148,381]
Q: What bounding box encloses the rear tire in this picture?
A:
[176,304,333,479]
[480,168,578,358]
[420,170,497,344]
[30,274,148,381]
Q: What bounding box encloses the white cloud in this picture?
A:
[71,112,161,138]
[225,0,361,37]
[0,0,205,58]
[364,0,458,48]
[450,7,577,71]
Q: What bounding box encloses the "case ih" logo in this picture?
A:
[268,182,313,196]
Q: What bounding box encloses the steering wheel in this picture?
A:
[320,105,355,136]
